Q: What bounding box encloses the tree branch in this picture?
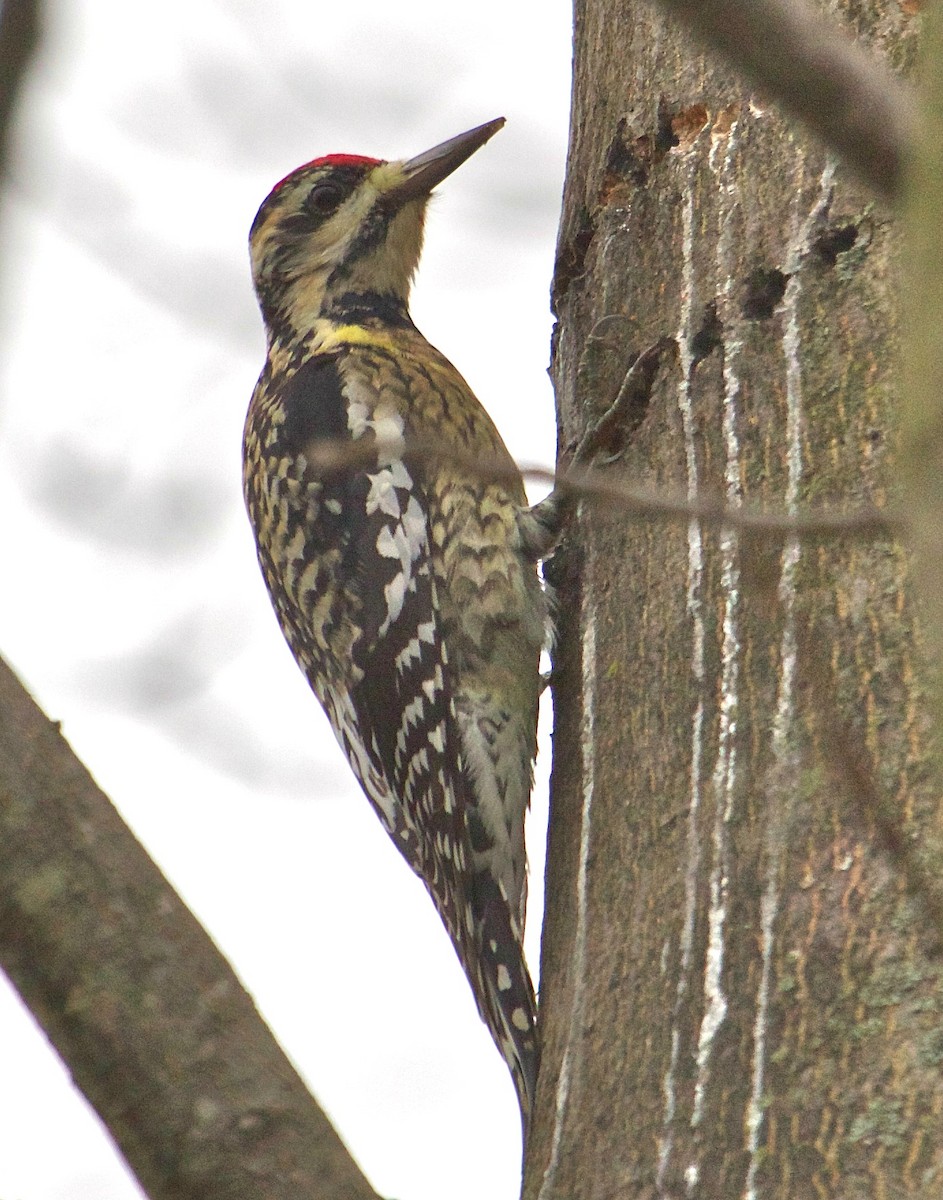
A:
[0,655,381,1200]
[655,0,917,202]
[306,435,900,542]
[0,0,40,178]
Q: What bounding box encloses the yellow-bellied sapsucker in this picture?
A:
[243,119,548,1128]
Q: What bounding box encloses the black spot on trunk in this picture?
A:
[741,267,788,320]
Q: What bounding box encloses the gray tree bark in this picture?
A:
[527,2,943,1198]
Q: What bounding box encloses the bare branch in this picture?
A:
[655,0,917,202]
[0,0,40,178]
[0,656,381,1200]
[306,435,900,543]
[525,461,896,539]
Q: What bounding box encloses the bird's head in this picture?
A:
[249,117,505,339]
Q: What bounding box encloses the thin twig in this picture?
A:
[305,434,901,542]
[569,337,674,465]
[656,0,917,203]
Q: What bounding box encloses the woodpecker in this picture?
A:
[243,119,546,1129]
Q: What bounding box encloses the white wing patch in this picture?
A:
[348,401,426,636]
[394,621,437,673]
[365,459,412,515]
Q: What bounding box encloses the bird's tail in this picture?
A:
[471,874,539,1134]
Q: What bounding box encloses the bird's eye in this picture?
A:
[305,182,344,216]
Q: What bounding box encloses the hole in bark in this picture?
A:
[692,302,722,364]
[600,117,652,195]
[813,222,859,266]
[655,100,679,154]
[741,267,789,320]
[552,210,595,314]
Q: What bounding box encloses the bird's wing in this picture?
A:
[272,347,538,1117]
[272,350,471,924]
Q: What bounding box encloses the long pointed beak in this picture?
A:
[388,117,506,205]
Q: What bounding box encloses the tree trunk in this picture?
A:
[528,2,943,1198]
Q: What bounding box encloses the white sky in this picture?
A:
[0,2,570,1198]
